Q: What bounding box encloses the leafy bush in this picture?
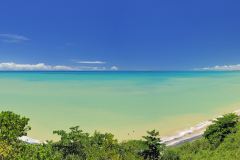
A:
[0,111,30,143]
[140,130,165,160]
[53,126,89,159]
[53,126,143,160]
[120,140,146,160]
[162,149,180,160]
[173,138,211,160]
[0,141,12,160]
[174,125,240,160]
[8,142,62,160]
[174,114,240,160]
[203,113,239,147]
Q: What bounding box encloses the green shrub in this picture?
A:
[140,130,165,160]
[53,126,89,159]
[120,140,146,160]
[0,111,30,143]
[203,113,239,147]
[162,149,180,160]
[0,141,12,160]
[53,126,143,160]
[8,142,62,160]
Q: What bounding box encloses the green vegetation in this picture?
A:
[0,111,30,143]
[203,113,238,147]
[173,113,240,160]
[1,111,240,159]
[140,130,164,160]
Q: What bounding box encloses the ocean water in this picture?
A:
[1,71,240,141]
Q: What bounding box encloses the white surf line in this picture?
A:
[162,109,240,146]
[161,120,212,146]
[19,136,41,144]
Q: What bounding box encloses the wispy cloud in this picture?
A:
[77,66,106,71]
[0,62,107,71]
[72,60,119,70]
[0,62,73,71]
[77,61,106,64]
[196,64,240,71]
[0,34,29,43]
[110,66,119,71]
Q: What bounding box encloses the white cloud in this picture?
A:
[110,66,118,71]
[0,34,29,43]
[0,62,72,71]
[197,64,240,71]
[77,66,106,71]
[0,62,106,71]
[77,61,106,64]
[52,65,74,70]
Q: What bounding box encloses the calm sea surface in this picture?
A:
[1,71,240,140]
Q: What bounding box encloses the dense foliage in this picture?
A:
[0,111,30,143]
[53,126,129,159]
[203,113,239,147]
[140,130,164,160]
[1,111,240,159]
[173,113,240,160]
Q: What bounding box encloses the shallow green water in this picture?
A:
[1,71,240,140]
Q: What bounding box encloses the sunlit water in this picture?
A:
[1,71,240,141]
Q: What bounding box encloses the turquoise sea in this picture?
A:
[1,71,240,141]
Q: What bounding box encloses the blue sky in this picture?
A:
[0,0,240,71]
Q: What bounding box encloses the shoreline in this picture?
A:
[162,109,240,146]
[20,109,240,146]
